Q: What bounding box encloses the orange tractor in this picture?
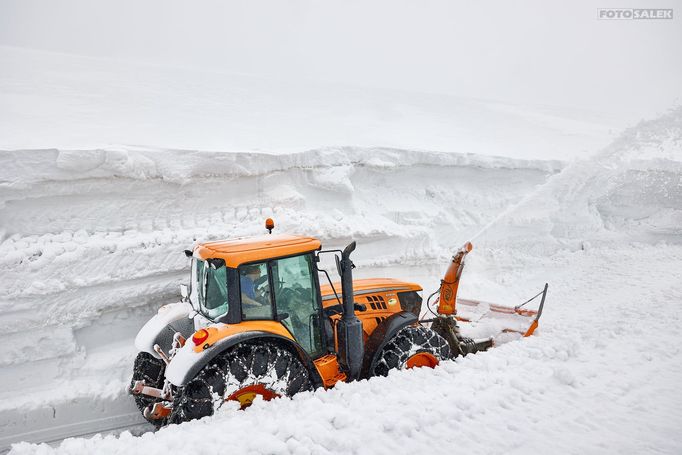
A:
[129,220,547,426]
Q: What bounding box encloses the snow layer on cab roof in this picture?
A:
[1,104,681,452]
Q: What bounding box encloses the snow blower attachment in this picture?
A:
[128,223,548,427]
[426,242,548,355]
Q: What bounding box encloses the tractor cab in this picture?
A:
[189,233,326,357]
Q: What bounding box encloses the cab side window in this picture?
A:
[271,254,323,356]
[239,262,273,320]
[203,264,228,319]
[194,259,228,320]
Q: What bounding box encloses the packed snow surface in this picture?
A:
[1,103,681,452]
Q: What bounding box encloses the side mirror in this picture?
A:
[335,254,342,277]
[180,284,189,301]
[276,312,290,322]
[184,249,193,258]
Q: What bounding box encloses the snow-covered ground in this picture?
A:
[1,94,681,453]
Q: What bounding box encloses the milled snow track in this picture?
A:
[0,411,149,454]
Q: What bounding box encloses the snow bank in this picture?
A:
[0,146,563,186]
[1,106,681,453]
[0,45,622,160]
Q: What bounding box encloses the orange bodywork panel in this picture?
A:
[313,354,347,388]
[321,278,422,348]
[192,320,294,353]
[194,234,321,267]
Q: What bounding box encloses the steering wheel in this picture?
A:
[278,287,309,330]
[279,285,307,303]
[249,274,268,304]
[254,274,268,287]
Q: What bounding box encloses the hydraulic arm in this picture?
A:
[437,242,472,315]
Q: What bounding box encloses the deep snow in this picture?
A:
[1,103,680,453]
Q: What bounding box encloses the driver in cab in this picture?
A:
[240,265,267,307]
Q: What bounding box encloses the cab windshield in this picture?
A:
[192,259,228,319]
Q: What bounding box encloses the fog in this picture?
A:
[1,0,681,119]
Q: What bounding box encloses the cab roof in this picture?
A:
[194,234,321,267]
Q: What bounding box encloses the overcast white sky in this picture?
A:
[1,0,681,118]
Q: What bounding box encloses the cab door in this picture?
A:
[271,254,325,357]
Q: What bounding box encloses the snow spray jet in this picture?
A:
[467,164,567,244]
[467,189,540,243]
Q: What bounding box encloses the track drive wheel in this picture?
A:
[372,325,450,377]
[130,352,167,428]
[169,342,312,424]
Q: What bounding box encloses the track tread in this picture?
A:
[130,352,167,428]
[372,325,450,377]
[169,342,311,424]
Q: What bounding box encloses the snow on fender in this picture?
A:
[134,301,195,359]
[164,326,250,387]
[164,334,213,387]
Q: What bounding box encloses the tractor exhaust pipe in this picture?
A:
[336,241,364,381]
